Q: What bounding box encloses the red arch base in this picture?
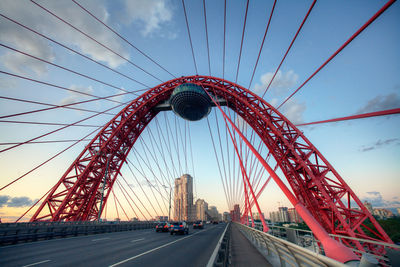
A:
[31,75,392,255]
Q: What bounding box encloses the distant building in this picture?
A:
[130,217,139,221]
[174,174,194,222]
[279,207,289,222]
[373,208,394,219]
[269,211,280,223]
[364,201,374,214]
[223,212,231,222]
[288,208,303,223]
[195,199,208,221]
[231,204,241,222]
[209,206,219,220]
[155,216,168,222]
[253,212,265,221]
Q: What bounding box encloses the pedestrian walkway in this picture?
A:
[230,223,272,267]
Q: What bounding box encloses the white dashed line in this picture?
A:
[22,260,51,267]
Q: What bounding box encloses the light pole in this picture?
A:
[98,153,111,221]
[163,185,172,221]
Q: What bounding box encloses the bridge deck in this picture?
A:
[231,223,271,266]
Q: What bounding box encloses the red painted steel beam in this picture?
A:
[28,75,392,260]
[296,108,400,126]
[206,87,358,262]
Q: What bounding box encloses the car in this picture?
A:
[212,221,219,224]
[155,222,170,232]
[193,221,204,229]
[170,221,189,235]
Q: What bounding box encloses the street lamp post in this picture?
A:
[98,154,111,221]
[163,185,172,221]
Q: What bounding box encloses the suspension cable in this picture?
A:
[0,43,137,93]
[222,0,226,80]
[119,174,151,220]
[30,0,164,83]
[248,0,277,89]
[278,0,396,109]
[181,0,198,74]
[0,94,122,119]
[0,13,149,87]
[296,108,400,126]
[71,0,176,79]
[235,0,250,84]
[206,117,231,210]
[0,120,100,128]
[0,124,101,191]
[0,139,92,146]
[203,0,211,75]
[0,100,129,153]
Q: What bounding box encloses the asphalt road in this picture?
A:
[0,223,227,267]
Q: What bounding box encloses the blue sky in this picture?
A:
[0,0,399,221]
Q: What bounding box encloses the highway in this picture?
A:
[0,223,227,267]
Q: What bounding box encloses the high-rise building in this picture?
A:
[174,174,194,222]
[288,208,303,223]
[208,206,219,220]
[223,212,231,222]
[195,199,208,221]
[278,207,289,222]
[269,211,280,223]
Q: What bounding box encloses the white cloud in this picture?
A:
[121,0,173,37]
[362,191,400,208]
[0,0,129,74]
[254,70,299,96]
[60,85,94,105]
[280,99,307,124]
[357,93,400,114]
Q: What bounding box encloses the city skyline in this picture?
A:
[0,0,399,222]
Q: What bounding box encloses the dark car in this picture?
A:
[155,222,170,232]
[193,221,204,229]
[170,221,189,235]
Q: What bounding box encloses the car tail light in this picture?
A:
[180,225,183,227]
[164,225,168,228]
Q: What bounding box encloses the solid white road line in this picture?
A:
[92,237,111,242]
[21,260,51,267]
[206,223,229,267]
[109,227,215,266]
[131,238,145,243]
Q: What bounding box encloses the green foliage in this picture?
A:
[363,217,400,243]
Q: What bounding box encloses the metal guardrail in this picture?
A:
[236,223,351,267]
[255,224,400,266]
[0,221,157,246]
[208,223,231,267]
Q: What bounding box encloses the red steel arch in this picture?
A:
[31,75,391,248]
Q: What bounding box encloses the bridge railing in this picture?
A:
[0,221,157,246]
[235,222,347,267]
[252,222,400,266]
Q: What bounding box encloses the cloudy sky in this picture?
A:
[0,0,399,222]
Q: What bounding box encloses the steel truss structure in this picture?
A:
[31,75,392,254]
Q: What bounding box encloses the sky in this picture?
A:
[0,0,399,222]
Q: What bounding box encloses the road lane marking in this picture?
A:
[109,227,215,266]
[206,223,229,267]
[21,260,51,267]
[92,237,111,241]
[131,238,144,243]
